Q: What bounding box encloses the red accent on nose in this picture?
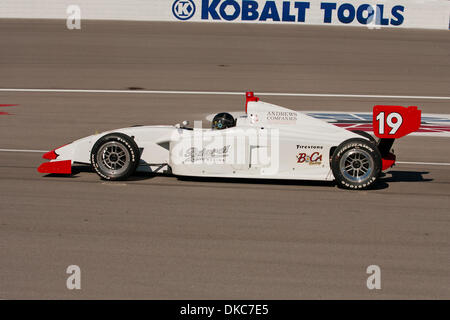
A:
[42,144,68,160]
[43,150,58,160]
[38,160,72,174]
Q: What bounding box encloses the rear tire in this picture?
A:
[91,133,140,180]
[331,138,381,190]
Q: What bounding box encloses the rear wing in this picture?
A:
[373,105,421,139]
[373,105,422,170]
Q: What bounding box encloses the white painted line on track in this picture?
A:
[0,148,48,153]
[0,88,449,100]
[1,148,449,167]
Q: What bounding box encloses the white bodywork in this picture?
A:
[52,100,362,181]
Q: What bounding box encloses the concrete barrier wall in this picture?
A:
[0,0,448,29]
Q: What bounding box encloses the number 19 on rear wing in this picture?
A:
[373,105,422,170]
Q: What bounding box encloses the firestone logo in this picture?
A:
[173,0,196,20]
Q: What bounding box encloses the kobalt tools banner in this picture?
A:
[0,0,449,29]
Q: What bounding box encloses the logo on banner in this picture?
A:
[171,1,407,27]
[173,0,196,20]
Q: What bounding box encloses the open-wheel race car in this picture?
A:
[38,92,421,189]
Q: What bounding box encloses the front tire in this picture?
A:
[331,138,381,190]
[91,133,140,180]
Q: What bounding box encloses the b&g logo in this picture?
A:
[172,0,196,20]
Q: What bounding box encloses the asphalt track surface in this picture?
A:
[0,20,449,299]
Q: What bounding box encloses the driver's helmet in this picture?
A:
[211,112,236,130]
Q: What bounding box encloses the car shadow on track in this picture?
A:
[66,165,335,186]
[45,166,433,189]
[371,170,432,190]
[44,166,161,181]
[73,165,161,181]
[174,170,432,190]
[176,175,336,188]
[380,170,432,183]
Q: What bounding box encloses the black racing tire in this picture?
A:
[331,138,382,190]
[352,130,378,144]
[91,132,140,181]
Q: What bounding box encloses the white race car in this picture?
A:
[38,92,421,189]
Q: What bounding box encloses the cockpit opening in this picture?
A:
[211,112,236,130]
